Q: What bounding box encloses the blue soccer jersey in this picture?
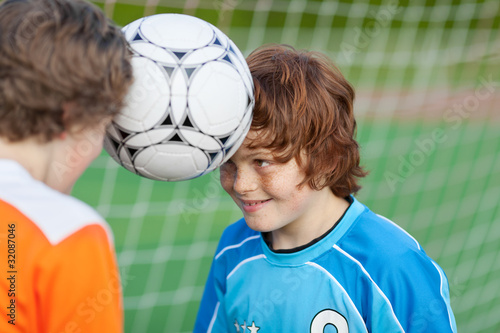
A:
[195,196,457,332]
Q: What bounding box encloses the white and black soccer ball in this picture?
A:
[104,14,254,181]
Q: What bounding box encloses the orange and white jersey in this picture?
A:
[0,159,123,333]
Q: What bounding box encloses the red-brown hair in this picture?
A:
[246,44,367,197]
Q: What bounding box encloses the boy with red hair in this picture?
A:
[195,44,456,332]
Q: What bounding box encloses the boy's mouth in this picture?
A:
[243,199,270,206]
[241,199,272,212]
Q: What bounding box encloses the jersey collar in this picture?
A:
[260,195,366,266]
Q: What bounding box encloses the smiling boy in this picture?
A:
[195,44,457,332]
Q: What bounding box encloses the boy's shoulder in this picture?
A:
[0,159,110,246]
[345,204,424,258]
[339,200,435,279]
[337,202,456,332]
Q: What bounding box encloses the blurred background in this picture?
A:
[76,0,499,331]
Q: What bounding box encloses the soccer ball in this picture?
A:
[104,14,254,181]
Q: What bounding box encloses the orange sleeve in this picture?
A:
[35,224,123,333]
[1,198,123,333]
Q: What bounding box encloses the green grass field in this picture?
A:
[74,0,499,331]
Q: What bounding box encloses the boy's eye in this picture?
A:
[256,160,271,167]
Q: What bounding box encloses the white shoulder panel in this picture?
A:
[0,160,113,246]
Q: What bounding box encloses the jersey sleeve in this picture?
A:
[35,224,123,333]
[378,250,457,333]
[338,210,457,333]
[194,250,228,332]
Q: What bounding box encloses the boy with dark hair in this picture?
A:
[195,44,456,332]
[0,0,132,331]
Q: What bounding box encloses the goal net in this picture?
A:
[73,0,500,331]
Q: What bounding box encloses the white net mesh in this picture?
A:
[72,1,500,331]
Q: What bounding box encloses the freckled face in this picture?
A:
[220,131,324,236]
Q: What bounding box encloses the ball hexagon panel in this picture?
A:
[182,45,227,66]
[116,57,170,132]
[134,144,210,181]
[179,128,222,151]
[130,41,178,66]
[124,127,175,148]
[187,61,248,136]
[140,14,214,50]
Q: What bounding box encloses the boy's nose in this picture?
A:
[233,168,258,195]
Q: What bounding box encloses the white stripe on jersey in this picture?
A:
[207,301,220,333]
[226,254,266,280]
[376,214,421,250]
[333,244,405,331]
[306,261,369,333]
[430,260,457,331]
[215,235,260,260]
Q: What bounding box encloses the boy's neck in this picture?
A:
[270,189,351,251]
[0,137,63,192]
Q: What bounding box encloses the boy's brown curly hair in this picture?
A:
[0,0,133,142]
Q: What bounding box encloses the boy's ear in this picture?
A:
[61,101,76,123]
[58,101,76,140]
[57,131,68,140]
[61,100,79,128]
